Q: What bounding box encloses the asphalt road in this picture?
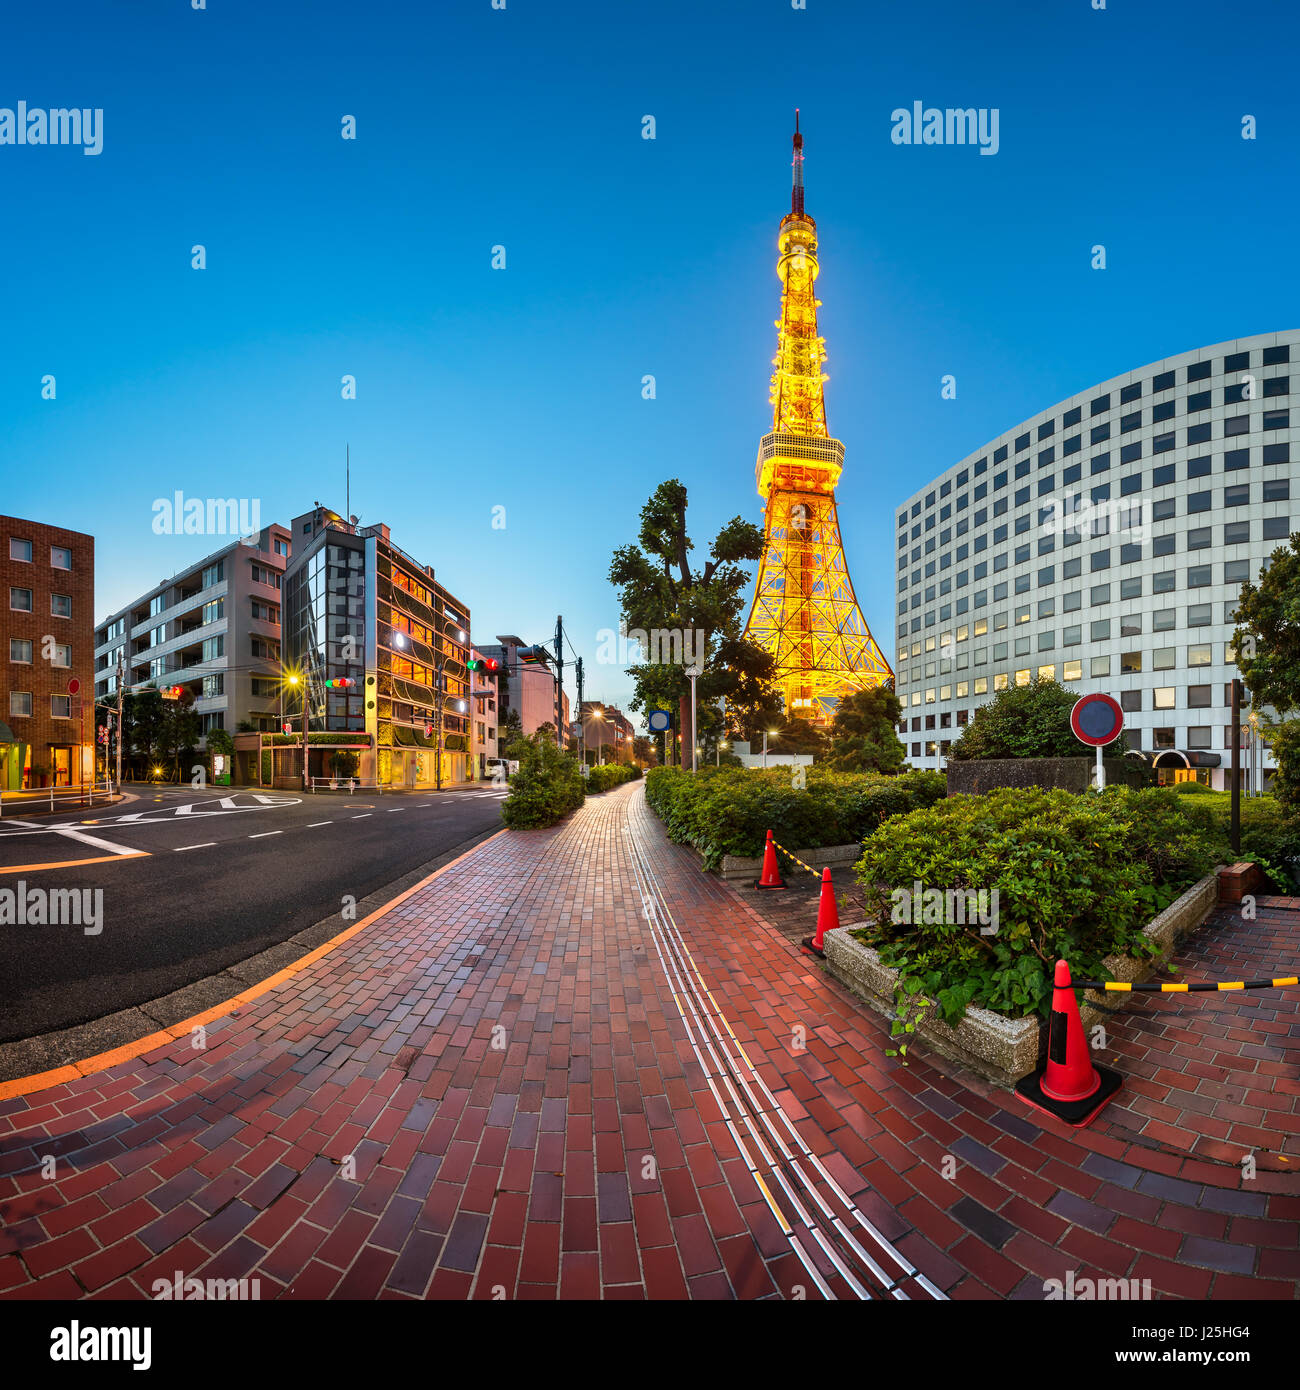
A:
[0,783,508,1044]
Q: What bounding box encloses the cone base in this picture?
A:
[1014,1064,1122,1128]
[755,879,787,890]
[799,935,825,958]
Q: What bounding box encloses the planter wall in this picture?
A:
[718,842,859,883]
[824,870,1221,1087]
[945,756,1148,797]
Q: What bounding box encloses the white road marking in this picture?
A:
[0,819,141,857]
[307,821,333,828]
[386,808,403,813]
[248,831,282,839]
[351,813,372,819]
[174,842,216,852]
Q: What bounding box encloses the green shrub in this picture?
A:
[501,739,585,829]
[1170,781,1213,794]
[853,786,1222,1024]
[586,763,636,793]
[644,764,946,869]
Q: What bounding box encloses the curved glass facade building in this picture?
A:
[893,331,1297,786]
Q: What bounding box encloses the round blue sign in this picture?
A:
[1070,693,1124,747]
[647,709,671,733]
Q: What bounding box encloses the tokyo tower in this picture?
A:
[742,113,893,723]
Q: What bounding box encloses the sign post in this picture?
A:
[647,709,671,769]
[1070,693,1124,790]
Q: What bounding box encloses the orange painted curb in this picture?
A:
[0,827,510,1101]
[0,851,149,875]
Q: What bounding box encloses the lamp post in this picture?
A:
[588,707,607,765]
[279,671,299,786]
[685,665,702,773]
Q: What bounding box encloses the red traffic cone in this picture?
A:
[755,830,787,890]
[1015,959,1121,1126]
[801,868,839,957]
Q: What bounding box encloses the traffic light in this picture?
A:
[466,657,500,673]
[324,677,354,689]
[517,646,547,665]
[160,685,184,700]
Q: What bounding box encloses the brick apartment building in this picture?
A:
[2,515,95,789]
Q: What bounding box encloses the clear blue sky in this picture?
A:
[3,0,1297,723]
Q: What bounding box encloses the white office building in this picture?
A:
[893,331,1296,788]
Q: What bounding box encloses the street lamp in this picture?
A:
[763,728,779,769]
[685,665,702,773]
[588,707,608,765]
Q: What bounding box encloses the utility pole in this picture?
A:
[575,656,585,765]
[302,669,309,791]
[435,657,445,791]
[553,615,565,751]
[114,651,124,790]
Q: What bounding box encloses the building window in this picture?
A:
[1187,727,1212,751]
[1120,690,1142,712]
[51,643,72,668]
[1187,685,1212,709]
[10,587,32,611]
[1153,687,1176,709]
[10,638,33,663]
[1188,603,1212,627]
[51,694,71,719]
[10,538,32,562]
[1091,655,1110,678]
[1187,565,1212,587]
[1120,651,1142,674]
[9,691,32,718]
[50,546,72,570]
[51,593,71,617]
[1152,647,1175,670]
[1263,516,1291,540]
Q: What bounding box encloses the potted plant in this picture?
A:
[29,763,48,789]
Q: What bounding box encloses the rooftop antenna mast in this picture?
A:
[791,108,804,217]
[346,444,350,523]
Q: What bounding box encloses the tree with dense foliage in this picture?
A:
[1232,535,1300,807]
[1232,533,1300,710]
[947,678,1127,761]
[609,479,776,761]
[824,687,907,773]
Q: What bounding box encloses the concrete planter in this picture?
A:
[824,870,1221,1086]
[719,842,860,883]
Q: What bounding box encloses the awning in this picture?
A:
[0,721,16,743]
[1152,750,1222,769]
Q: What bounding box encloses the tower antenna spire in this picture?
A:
[791,109,804,218]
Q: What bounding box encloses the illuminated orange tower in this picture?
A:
[742,114,893,723]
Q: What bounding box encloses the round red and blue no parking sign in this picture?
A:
[1070,692,1124,747]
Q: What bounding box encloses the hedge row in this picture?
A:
[501,741,585,830]
[643,765,946,869]
[585,763,641,793]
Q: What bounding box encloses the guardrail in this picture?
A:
[306,777,395,794]
[0,783,117,818]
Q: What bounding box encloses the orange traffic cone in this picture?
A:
[1015,959,1122,1126]
[755,830,787,890]
[802,869,839,957]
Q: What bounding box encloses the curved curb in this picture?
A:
[0,826,510,1101]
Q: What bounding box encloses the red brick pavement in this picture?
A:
[0,783,1297,1300]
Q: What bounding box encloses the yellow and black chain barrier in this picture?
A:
[1074,974,1299,993]
[770,838,818,877]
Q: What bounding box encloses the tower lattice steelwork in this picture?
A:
[742,114,893,723]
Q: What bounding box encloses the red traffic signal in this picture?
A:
[160,685,184,700]
[467,657,500,673]
[324,677,354,689]
[424,723,434,737]
[282,721,292,735]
